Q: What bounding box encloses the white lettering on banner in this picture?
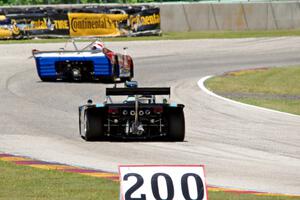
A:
[119,165,208,200]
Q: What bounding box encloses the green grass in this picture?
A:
[209,191,300,200]
[164,30,300,39]
[234,98,300,115]
[0,160,299,200]
[205,66,300,115]
[0,160,119,200]
[2,29,300,44]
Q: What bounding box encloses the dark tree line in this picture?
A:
[0,0,125,5]
[0,0,196,6]
[0,0,162,5]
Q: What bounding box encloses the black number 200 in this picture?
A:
[123,173,204,200]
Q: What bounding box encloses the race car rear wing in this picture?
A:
[106,87,171,96]
[32,49,102,55]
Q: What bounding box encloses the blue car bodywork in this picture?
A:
[32,49,134,82]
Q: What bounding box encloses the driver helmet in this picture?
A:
[92,41,104,51]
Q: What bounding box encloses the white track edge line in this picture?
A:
[198,75,300,119]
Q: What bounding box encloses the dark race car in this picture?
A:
[79,82,185,141]
[32,40,134,82]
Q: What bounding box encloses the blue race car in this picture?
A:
[32,40,134,82]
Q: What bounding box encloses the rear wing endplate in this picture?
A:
[106,87,170,96]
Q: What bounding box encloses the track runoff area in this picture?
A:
[1,153,298,198]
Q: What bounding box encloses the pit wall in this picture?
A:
[159,2,300,31]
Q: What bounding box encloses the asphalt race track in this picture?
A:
[0,38,300,195]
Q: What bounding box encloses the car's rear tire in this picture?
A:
[83,109,104,141]
[167,109,185,141]
[40,77,55,82]
[120,77,132,82]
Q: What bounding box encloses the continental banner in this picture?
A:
[129,7,160,36]
[68,13,128,37]
[0,6,160,39]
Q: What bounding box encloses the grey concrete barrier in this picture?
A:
[242,3,272,30]
[159,2,300,32]
[271,2,295,29]
[211,3,248,30]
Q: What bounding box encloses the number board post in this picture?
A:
[119,165,208,200]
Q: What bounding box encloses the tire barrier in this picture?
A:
[0,5,160,39]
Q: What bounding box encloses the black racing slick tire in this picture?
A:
[167,109,185,141]
[83,109,104,141]
[120,77,132,82]
[40,77,55,82]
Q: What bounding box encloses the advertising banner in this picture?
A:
[0,15,13,38]
[0,5,160,39]
[129,7,160,36]
[68,13,127,37]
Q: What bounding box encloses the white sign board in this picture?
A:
[119,165,208,200]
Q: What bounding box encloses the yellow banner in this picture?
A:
[0,28,12,38]
[0,15,6,21]
[129,13,160,27]
[68,13,128,37]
